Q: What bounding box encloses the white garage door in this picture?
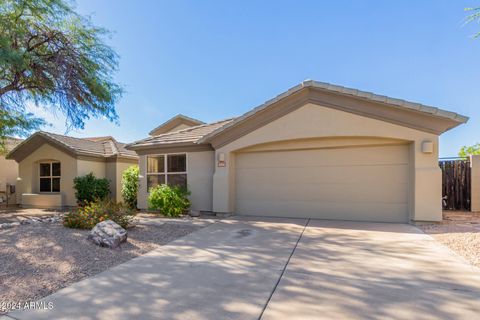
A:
[235,144,409,222]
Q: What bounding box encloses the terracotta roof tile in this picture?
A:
[7,131,137,160]
[127,118,234,149]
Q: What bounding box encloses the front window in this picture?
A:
[40,162,61,192]
[147,154,187,190]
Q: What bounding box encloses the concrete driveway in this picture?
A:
[6,217,480,320]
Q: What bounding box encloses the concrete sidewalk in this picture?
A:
[6,218,480,320]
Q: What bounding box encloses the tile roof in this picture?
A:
[4,137,23,152]
[7,131,137,160]
[149,114,205,136]
[198,80,469,143]
[127,118,235,149]
[0,137,23,156]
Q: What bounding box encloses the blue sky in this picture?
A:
[35,0,480,157]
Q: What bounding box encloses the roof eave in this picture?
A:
[6,132,78,162]
[199,81,468,144]
[126,141,200,151]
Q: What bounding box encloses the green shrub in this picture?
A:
[121,165,139,210]
[63,199,134,229]
[73,173,110,205]
[147,184,190,217]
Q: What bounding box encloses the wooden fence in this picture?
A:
[439,159,471,211]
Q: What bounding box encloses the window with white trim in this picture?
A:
[39,162,61,192]
[147,154,187,190]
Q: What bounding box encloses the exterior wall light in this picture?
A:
[421,140,434,154]
[218,153,226,167]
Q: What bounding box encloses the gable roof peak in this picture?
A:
[149,114,205,136]
[6,131,137,162]
[127,118,235,150]
[197,80,468,145]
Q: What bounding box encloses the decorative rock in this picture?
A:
[189,210,201,217]
[0,214,64,229]
[87,220,127,248]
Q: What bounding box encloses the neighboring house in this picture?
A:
[6,132,138,208]
[149,114,205,136]
[0,137,23,205]
[127,80,468,223]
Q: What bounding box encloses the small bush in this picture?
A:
[121,165,139,210]
[63,199,134,229]
[147,184,190,217]
[73,173,110,205]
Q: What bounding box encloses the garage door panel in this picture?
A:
[236,181,408,204]
[236,145,409,168]
[235,199,408,222]
[235,144,409,222]
[236,164,408,185]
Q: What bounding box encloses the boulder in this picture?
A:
[88,220,127,248]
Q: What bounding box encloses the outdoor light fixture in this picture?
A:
[218,153,226,167]
[421,140,434,154]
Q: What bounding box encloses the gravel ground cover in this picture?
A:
[419,211,480,269]
[0,207,66,224]
[0,221,203,313]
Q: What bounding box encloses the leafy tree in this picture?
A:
[121,165,139,210]
[0,110,45,154]
[0,0,122,148]
[465,7,480,38]
[458,143,480,157]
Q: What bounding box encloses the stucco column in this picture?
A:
[137,155,148,210]
[412,139,442,222]
[470,155,480,212]
[212,151,235,213]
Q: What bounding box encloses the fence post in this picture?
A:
[470,155,480,212]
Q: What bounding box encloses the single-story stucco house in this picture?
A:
[0,137,23,205]
[127,80,468,223]
[6,132,138,208]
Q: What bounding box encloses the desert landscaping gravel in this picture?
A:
[419,212,480,269]
[0,221,203,313]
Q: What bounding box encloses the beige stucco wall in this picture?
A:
[16,143,138,207]
[0,155,19,204]
[186,151,215,211]
[17,143,78,207]
[78,158,135,203]
[137,151,214,211]
[138,155,147,209]
[22,193,62,208]
[105,161,117,201]
[470,155,480,212]
[77,159,106,178]
[212,103,441,222]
